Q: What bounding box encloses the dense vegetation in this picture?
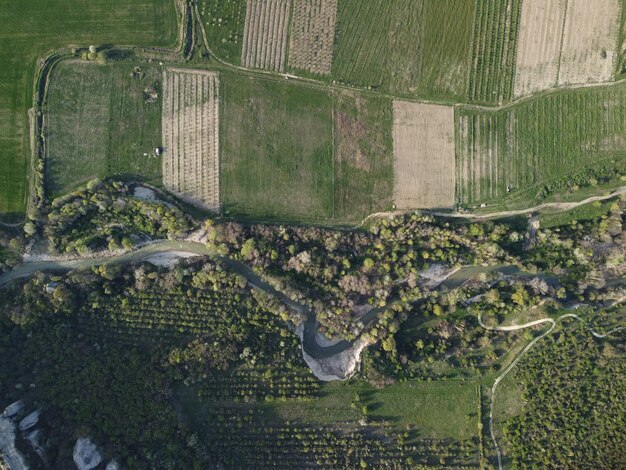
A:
[42,180,192,254]
[2,183,626,467]
[0,226,23,273]
[0,258,310,467]
[500,324,626,468]
[0,257,481,468]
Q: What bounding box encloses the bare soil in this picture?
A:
[392,101,455,209]
[513,0,566,97]
[558,0,621,86]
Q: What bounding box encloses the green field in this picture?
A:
[333,90,394,220]
[220,73,335,221]
[197,0,247,64]
[468,0,521,103]
[456,84,626,207]
[332,0,475,101]
[272,379,480,440]
[0,0,177,221]
[45,61,163,196]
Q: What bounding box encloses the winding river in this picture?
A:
[0,241,559,360]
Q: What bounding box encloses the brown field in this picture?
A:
[392,101,455,209]
[288,0,337,75]
[241,0,291,72]
[513,0,566,97]
[558,0,621,86]
[161,68,220,210]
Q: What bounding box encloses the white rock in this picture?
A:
[73,438,102,470]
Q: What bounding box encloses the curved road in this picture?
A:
[354,186,626,227]
[478,312,626,470]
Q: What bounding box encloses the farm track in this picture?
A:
[9,2,625,229]
[1,0,194,227]
[353,185,626,228]
[194,2,626,114]
[478,311,626,470]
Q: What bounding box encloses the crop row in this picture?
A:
[202,407,479,468]
[468,0,521,103]
[457,85,626,204]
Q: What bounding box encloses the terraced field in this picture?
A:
[241,0,291,72]
[456,84,626,205]
[162,68,220,211]
[468,0,521,103]
[288,0,338,75]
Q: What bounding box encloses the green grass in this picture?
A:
[540,200,616,228]
[333,90,394,221]
[197,0,247,64]
[468,0,521,103]
[0,0,177,221]
[270,379,480,440]
[332,0,475,101]
[220,72,334,222]
[45,61,163,196]
[456,83,626,207]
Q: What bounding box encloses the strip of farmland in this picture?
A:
[241,0,291,72]
[513,0,566,97]
[456,85,626,205]
[332,0,474,101]
[557,0,621,86]
[288,0,338,75]
[392,101,456,209]
[468,0,522,103]
[514,0,621,97]
[162,68,220,211]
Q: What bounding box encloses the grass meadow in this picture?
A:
[332,0,475,101]
[0,0,176,221]
[333,90,394,221]
[220,73,335,222]
[45,62,163,196]
[270,379,480,440]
